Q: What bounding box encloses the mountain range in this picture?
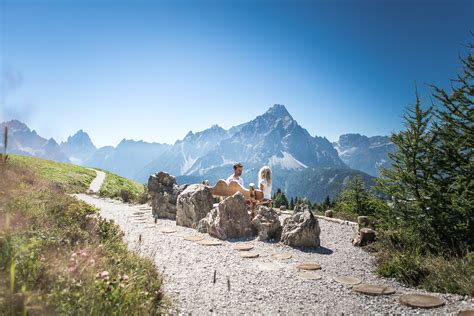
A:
[0,105,395,201]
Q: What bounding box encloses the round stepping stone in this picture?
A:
[233,244,254,251]
[399,294,445,309]
[353,284,396,296]
[183,235,204,242]
[197,240,222,246]
[160,228,177,234]
[272,253,292,260]
[239,252,259,258]
[144,224,157,228]
[296,263,321,270]
[334,276,362,285]
[458,309,474,316]
[300,272,322,280]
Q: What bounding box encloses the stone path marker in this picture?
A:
[183,235,204,242]
[457,309,474,316]
[197,240,223,246]
[300,272,322,280]
[160,228,177,234]
[174,233,188,238]
[144,224,157,229]
[399,294,446,309]
[353,284,396,296]
[271,253,292,260]
[239,252,259,258]
[334,276,362,285]
[296,263,321,270]
[233,244,254,251]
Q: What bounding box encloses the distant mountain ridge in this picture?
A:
[333,133,395,176]
[0,120,69,163]
[0,105,396,201]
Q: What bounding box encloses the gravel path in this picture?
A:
[87,169,106,193]
[75,193,472,314]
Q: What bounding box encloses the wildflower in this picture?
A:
[79,250,87,257]
[68,265,77,273]
[121,274,129,283]
[99,270,110,280]
[89,258,96,265]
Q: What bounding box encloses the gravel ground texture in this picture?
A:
[75,193,473,314]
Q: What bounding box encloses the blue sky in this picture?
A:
[1,0,473,147]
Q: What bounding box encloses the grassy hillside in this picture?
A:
[98,170,146,203]
[0,156,165,314]
[9,154,96,193]
[9,154,147,203]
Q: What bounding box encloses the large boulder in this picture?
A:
[251,206,282,241]
[198,192,255,240]
[148,172,187,220]
[280,210,321,248]
[176,184,214,228]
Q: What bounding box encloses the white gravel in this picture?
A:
[87,169,106,193]
[74,193,473,314]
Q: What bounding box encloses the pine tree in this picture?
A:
[378,91,438,249]
[323,195,331,210]
[336,176,379,216]
[289,197,294,210]
[428,46,474,252]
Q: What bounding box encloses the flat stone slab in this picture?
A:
[296,263,321,270]
[233,244,254,251]
[144,224,157,228]
[160,228,177,234]
[197,240,223,246]
[457,309,474,316]
[183,235,204,241]
[334,276,362,285]
[353,284,396,296]
[239,252,259,258]
[399,294,446,309]
[300,272,322,280]
[272,253,292,260]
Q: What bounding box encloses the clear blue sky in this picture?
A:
[1,0,473,147]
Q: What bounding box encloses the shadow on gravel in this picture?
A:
[295,246,334,255]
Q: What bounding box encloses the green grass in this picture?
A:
[0,157,166,314]
[98,170,146,203]
[375,232,474,296]
[8,154,96,193]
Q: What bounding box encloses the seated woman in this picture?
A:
[258,166,272,206]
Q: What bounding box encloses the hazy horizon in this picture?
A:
[1,0,473,147]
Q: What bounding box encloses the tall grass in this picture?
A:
[0,156,166,314]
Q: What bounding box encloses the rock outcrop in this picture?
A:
[198,192,255,240]
[280,209,321,247]
[251,206,282,241]
[176,184,214,229]
[148,172,187,220]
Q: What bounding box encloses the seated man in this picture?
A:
[226,162,244,187]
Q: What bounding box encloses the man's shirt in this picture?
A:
[226,174,244,187]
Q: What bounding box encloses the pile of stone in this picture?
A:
[148,172,188,220]
[148,171,322,248]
